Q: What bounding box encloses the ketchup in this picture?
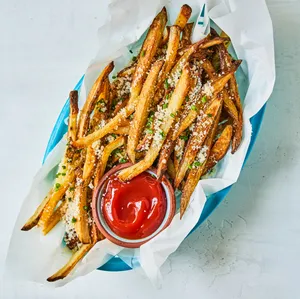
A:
[101,172,167,239]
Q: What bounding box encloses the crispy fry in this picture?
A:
[180,22,194,48]
[174,95,223,188]
[68,91,79,142]
[167,158,176,180]
[118,66,190,182]
[38,172,76,229]
[153,25,181,105]
[42,199,68,235]
[129,7,167,105]
[180,103,222,218]
[77,62,114,138]
[47,224,99,282]
[94,137,125,186]
[127,60,164,162]
[175,4,192,30]
[203,124,233,174]
[74,171,91,244]
[21,189,54,231]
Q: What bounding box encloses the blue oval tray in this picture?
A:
[43,75,266,272]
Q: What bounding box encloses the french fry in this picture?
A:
[74,170,91,244]
[113,126,129,135]
[180,103,222,218]
[180,22,194,48]
[42,199,68,235]
[38,172,76,229]
[127,60,164,162]
[68,91,79,142]
[129,7,167,105]
[118,66,190,182]
[21,189,54,231]
[153,25,181,106]
[94,137,125,186]
[77,62,114,138]
[47,224,99,282]
[203,124,233,174]
[167,158,176,180]
[174,4,192,30]
[111,98,129,117]
[174,95,223,188]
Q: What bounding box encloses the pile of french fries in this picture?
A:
[21,4,243,281]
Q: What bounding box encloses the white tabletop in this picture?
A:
[1,0,299,298]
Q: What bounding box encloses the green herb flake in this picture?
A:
[62,165,66,169]
[159,131,166,138]
[55,183,61,191]
[83,205,89,211]
[193,161,201,167]
[163,103,168,109]
[61,173,66,176]
[112,75,117,79]
[185,96,189,102]
[129,49,133,54]
[68,197,72,202]
[71,217,77,223]
[147,129,153,134]
[141,50,146,57]
[132,56,137,62]
[207,113,213,117]
[55,173,61,178]
[180,135,189,141]
[69,187,75,192]
[188,164,193,169]
[170,113,175,118]
[191,105,197,111]
[119,158,127,163]
[111,133,117,138]
[201,96,207,103]
[164,79,169,89]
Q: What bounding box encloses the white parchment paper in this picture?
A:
[5,0,275,288]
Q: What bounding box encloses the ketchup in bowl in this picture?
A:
[102,173,167,239]
[92,163,175,248]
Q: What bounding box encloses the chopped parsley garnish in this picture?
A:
[132,56,137,62]
[180,135,189,141]
[111,133,117,138]
[112,148,122,155]
[61,173,66,176]
[164,79,169,89]
[112,75,117,79]
[119,158,127,163]
[62,165,66,169]
[68,197,72,202]
[207,113,213,117]
[129,49,133,54]
[185,96,189,102]
[83,205,89,211]
[151,174,156,178]
[71,217,77,223]
[188,164,193,169]
[179,70,183,75]
[170,113,175,118]
[159,131,166,138]
[163,103,168,109]
[147,129,153,134]
[191,105,197,111]
[193,161,201,167]
[69,187,75,192]
[201,96,207,103]
[55,183,61,191]
[141,50,146,57]
[55,173,61,178]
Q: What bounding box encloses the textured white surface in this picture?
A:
[1,0,299,298]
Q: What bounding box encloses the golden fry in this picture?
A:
[175,4,192,30]
[118,66,191,182]
[68,91,79,142]
[127,60,163,162]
